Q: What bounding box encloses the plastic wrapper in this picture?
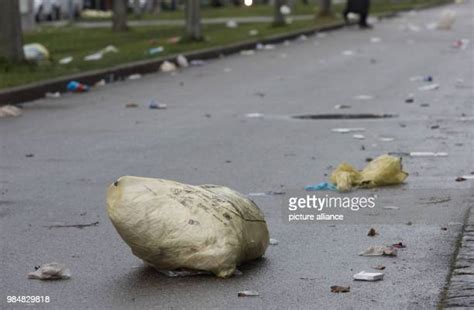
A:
[107,176,269,278]
[330,154,408,192]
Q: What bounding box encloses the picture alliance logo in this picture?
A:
[287,195,377,222]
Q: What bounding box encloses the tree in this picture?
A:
[185,0,202,41]
[318,0,332,17]
[112,0,128,31]
[0,0,25,62]
[273,0,286,27]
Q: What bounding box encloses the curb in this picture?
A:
[442,207,474,308]
[0,1,451,106]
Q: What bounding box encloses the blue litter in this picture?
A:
[304,182,337,191]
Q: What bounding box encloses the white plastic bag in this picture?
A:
[107,176,269,278]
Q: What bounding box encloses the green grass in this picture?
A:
[0,0,449,89]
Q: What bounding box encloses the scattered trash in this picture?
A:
[67,81,90,92]
[238,290,260,297]
[430,125,440,129]
[405,94,414,103]
[458,175,474,180]
[240,50,255,56]
[128,74,142,80]
[249,29,259,36]
[441,227,448,231]
[331,128,365,133]
[45,92,61,98]
[45,221,99,229]
[84,45,118,61]
[149,46,164,55]
[419,84,439,91]
[58,56,73,65]
[353,134,365,140]
[125,103,138,108]
[342,50,355,56]
[353,95,374,100]
[330,155,408,192]
[25,153,34,158]
[331,286,350,293]
[149,100,167,110]
[158,269,210,277]
[353,271,384,281]
[392,242,406,249]
[409,152,448,157]
[370,37,381,43]
[383,206,400,210]
[269,238,279,245]
[95,79,106,87]
[28,263,71,280]
[190,59,205,66]
[455,177,466,182]
[359,246,397,257]
[372,265,385,270]
[246,113,264,118]
[226,20,238,28]
[367,228,377,237]
[167,36,181,44]
[23,43,49,61]
[280,5,291,15]
[176,54,189,68]
[410,76,433,82]
[379,137,395,142]
[298,35,307,41]
[406,221,412,226]
[160,61,177,72]
[304,182,337,191]
[106,176,270,278]
[437,10,456,30]
[84,52,103,61]
[248,191,285,197]
[335,104,351,109]
[452,39,469,49]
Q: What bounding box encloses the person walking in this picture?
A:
[343,0,372,29]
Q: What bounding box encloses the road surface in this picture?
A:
[1,2,473,309]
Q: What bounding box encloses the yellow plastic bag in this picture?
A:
[107,176,269,278]
[330,155,408,192]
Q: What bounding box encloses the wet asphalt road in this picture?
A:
[1,2,473,309]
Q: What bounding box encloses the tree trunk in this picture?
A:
[0,0,24,62]
[112,0,128,31]
[185,0,202,41]
[318,0,332,17]
[273,0,286,26]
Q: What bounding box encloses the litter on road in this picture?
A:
[331,128,365,133]
[128,74,142,80]
[335,104,351,109]
[353,271,384,281]
[160,61,177,72]
[392,242,406,249]
[67,81,90,92]
[331,286,350,293]
[238,290,260,297]
[0,105,22,118]
[330,154,408,192]
[45,92,61,98]
[240,50,255,56]
[419,84,440,91]
[304,182,337,191]
[269,238,279,245]
[45,221,99,229]
[107,176,270,278]
[149,100,167,109]
[28,263,71,280]
[353,134,365,140]
[246,113,264,118]
[125,103,138,108]
[190,60,205,66]
[177,55,189,68]
[372,265,386,270]
[353,95,374,100]
[437,10,456,30]
[367,228,377,237]
[359,246,397,257]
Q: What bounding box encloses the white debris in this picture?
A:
[176,54,189,68]
[249,29,259,36]
[160,61,177,72]
[359,246,397,257]
[84,45,118,61]
[353,271,384,281]
[299,35,307,41]
[353,95,374,100]
[128,74,142,80]
[240,50,255,56]
[437,10,456,30]
[419,84,439,91]
[246,113,264,118]
[315,32,327,39]
[342,50,355,56]
[23,43,49,61]
[58,56,73,64]
[379,137,395,142]
[28,263,71,280]
[370,37,381,43]
[410,152,448,157]
[101,45,119,54]
[45,92,61,98]
[238,290,260,297]
[226,20,238,28]
[269,238,279,245]
[383,206,400,210]
[331,128,365,133]
[460,175,474,180]
[353,134,365,140]
[190,60,205,66]
[84,52,103,61]
[280,5,291,15]
[95,79,106,87]
[0,105,22,118]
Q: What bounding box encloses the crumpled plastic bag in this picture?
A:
[107,176,269,278]
[330,155,408,192]
[23,43,49,61]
